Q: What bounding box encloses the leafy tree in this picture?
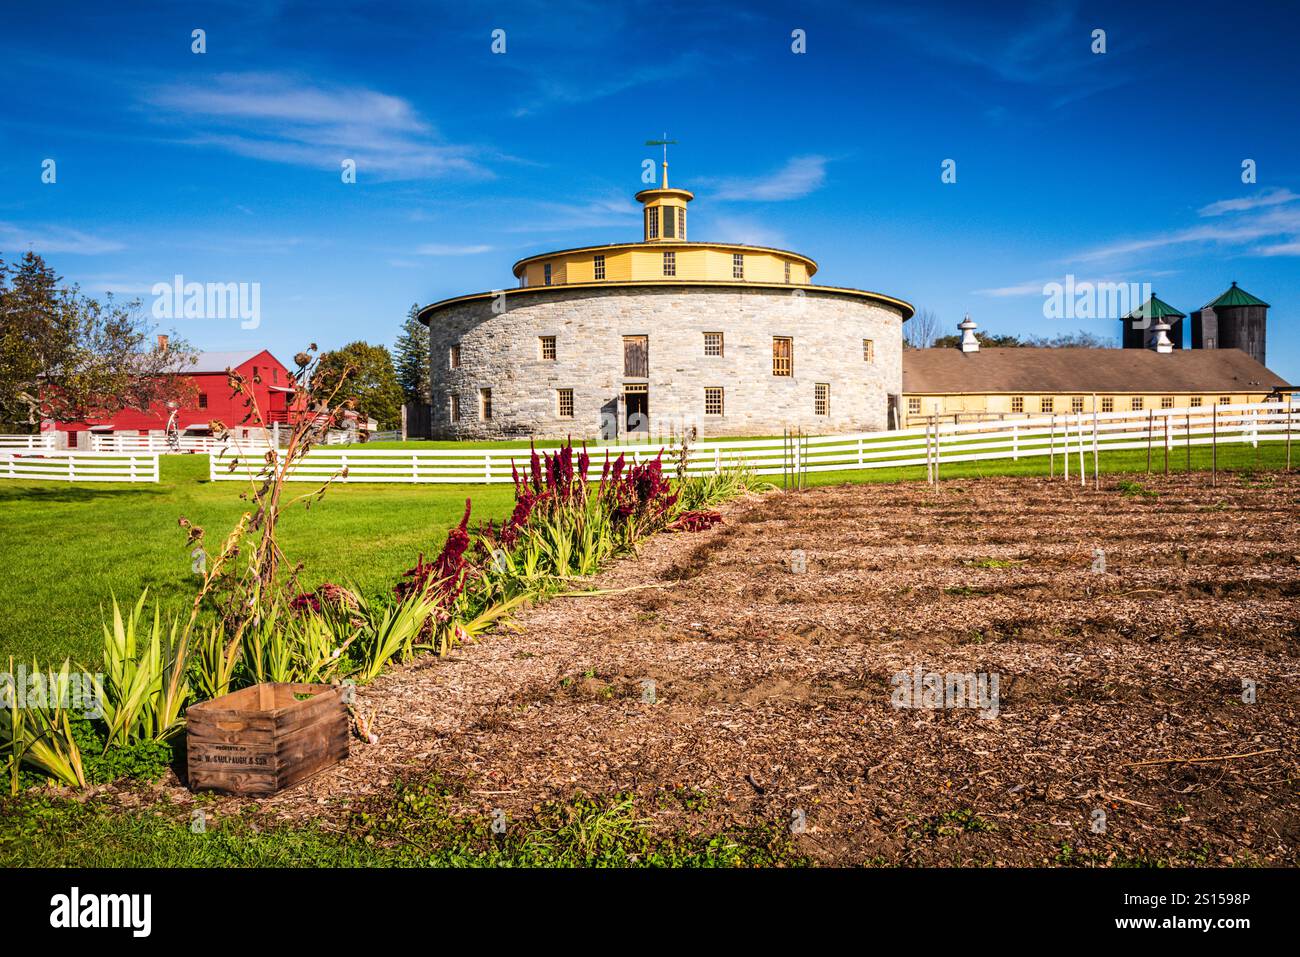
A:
[314,341,404,430]
[930,329,1117,349]
[394,302,430,404]
[0,251,196,429]
[931,331,1029,349]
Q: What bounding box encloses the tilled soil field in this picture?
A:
[183,472,1300,865]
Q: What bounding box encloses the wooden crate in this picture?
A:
[186,682,348,795]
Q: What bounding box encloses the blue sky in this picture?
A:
[2,0,1298,381]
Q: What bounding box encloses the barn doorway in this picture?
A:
[624,383,648,434]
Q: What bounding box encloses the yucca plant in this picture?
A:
[353,590,439,680]
[95,592,190,746]
[191,620,242,701]
[1,658,87,790]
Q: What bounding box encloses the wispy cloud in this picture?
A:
[1254,240,1300,257]
[1198,187,1299,217]
[503,196,640,232]
[862,2,1137,108]
[510,53,703,117]
[415,243,494,256]
[706,214,787,248]
[143,72,489,181]
[972,271,1178,298]
[0,222,125,255]
[1076,205,1300,263]
[702,156,829,202]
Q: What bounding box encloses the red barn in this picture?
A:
[48,347,298,449]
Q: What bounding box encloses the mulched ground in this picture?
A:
[157,470,1300,865]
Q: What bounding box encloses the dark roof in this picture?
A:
[185,350,282,373]
[903,347,1290,394]
[1122,294,1184,320]
[1205,281,1269,309]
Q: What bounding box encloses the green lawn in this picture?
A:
[0,442,1290,665]
[0,456,515,665]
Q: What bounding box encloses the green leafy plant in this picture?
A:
[94,592,189,746]
[1,658,87,790]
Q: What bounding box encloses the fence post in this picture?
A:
[1146,410,1154,473]
[1012,423,1019,461]
[67,454,74,483]
[857,437,864,468]
[1076,410,1086,486]
[1093,409,1099,488]
[1049,414,1056,478]
[341,452,348,483]
[934,420,941,485]
[1287,395,1293,471]
[412,453,419,483]
[1164,410,1175,475]
[1212,405,1218,487]
[1185,413,1191,471]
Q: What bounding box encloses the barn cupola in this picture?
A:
[1123,294,1184,351]
[958,313,979,353]
[635,136,693,242]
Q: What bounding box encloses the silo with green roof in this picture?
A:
[1121,294,1184,350]
[1191,282,1269,366]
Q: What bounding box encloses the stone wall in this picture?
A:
[426,285,904,439]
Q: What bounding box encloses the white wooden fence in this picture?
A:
[0,451,160,483]
[0,433,55,450]
[90,433,274,453]
[208,401,1296,485]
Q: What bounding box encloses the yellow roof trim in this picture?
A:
[418,280,915,322]
[510,241,819,277]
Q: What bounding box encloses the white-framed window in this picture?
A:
[704,386,724,416]
[1040,396,1054,414]
[449,344,461,369]
[1161,396,1174,409]
[1071,396,1085,413]
[557,388,574,418]
[1218,395,1231,406]
[647,207,659,239]
[908,397,922,416]
[784,261,791,283]
[814,383,829,416]
[663,250,676,277]
[539,336,556,360]
[593,254,605,280]
[1131,396,1144,411]
[1191,396,1203,407]
[543,263,552,286]
[1011,396,1024,413]
[479,388,492,420]
[1101,397,1114,413]
[863,339,874,363]
[704,332,723,357]
[677,207,686,240]
[732,253,744,279]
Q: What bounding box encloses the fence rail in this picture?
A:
[0,451,160,483]
[207,402,1296,485]
[90,433,273,453]
[0,434,55,450]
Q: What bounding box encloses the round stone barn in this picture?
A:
[419,166,913,440]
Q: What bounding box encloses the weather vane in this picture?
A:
[645,133,677,166]
[645,133,677,186]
